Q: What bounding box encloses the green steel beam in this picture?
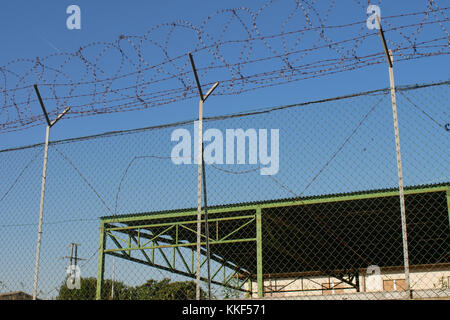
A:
[105,214,256,251]
[106,251,188,278]
[105,215,255,232]
[107,227,252,276]
[104,237,256,252]
[95,223,106,300]
[153,239,173,269]
[105,251,250,293]
[100,186,448,225]
[256,207,263,298]
[237,276,252,290]
[175,246,192,275]
[138,225,175,248]
[129,234,152,264]
[105,231,129,246]
[105,231,130,258]
[219,217,255,242]
[223,270,240,286]
[211,263,225,281]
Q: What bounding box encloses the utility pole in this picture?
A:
[69,243,74,270]
[32,86,70,300]
[188,52,219,300]
[376,15,411,298]
[61,243,86,282]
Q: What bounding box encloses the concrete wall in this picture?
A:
[246,268,450,298]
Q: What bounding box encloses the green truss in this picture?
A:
[96,184,449,300]
[96,209,263,299]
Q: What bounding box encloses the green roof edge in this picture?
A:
[101,182,450,221]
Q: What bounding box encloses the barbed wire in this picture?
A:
[0,0,448,133]
[0,79,447,156]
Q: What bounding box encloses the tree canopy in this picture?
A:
[56,277,206,300]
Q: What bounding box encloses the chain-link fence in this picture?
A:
[0,80,448,300]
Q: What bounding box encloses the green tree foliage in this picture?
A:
[222,285,242,299]
[57,277,207,300]
[133,278,206,300]
[56,277,132,300]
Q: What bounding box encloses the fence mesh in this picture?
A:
[0,80,448,300]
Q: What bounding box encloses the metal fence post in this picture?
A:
[32,85,70,300]
[32,124,50,300]
[376,17,411,298]
[387,51,411,297]
[96,223,106,300]
[195,99,203,300]
[188,52,219,300]
[256,207,263,298]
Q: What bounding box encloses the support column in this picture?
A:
[96,222,106,300]
[256,207,263,298]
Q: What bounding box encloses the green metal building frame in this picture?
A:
[96,184,450,299]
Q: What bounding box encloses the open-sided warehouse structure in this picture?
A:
[96,183,449,299]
